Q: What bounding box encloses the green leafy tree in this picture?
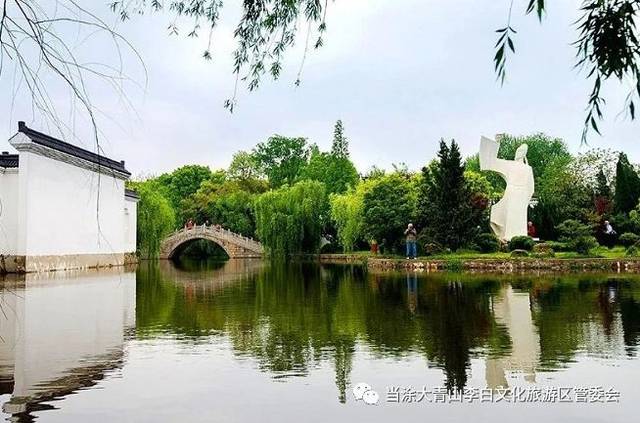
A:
[182,179,262,237]
[254,180,327,257]
[329,179,377,252]
[467,133,572,193]
[331,120,349,158]
[532,159,593,240]
[614,152,640,214]
[362,174,417,250]
[228,151,263,181]
[301,149,359,195]
[594,168,613,217]
[156,165,215,222]
[253,136,310,188]
[134,182,176,259]
[418,139,482,250]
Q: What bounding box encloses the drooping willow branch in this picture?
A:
[0,0,147,242]
[109,0,329,112]
[494,0,640,142]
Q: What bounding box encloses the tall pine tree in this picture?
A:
[614,153,640,214]
[331,120,349,158]
[417,139,481,250]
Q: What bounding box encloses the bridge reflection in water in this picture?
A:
[1,263,640,422]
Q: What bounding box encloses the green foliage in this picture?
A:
[556,219,598,255]
[508,236,535,252]
[614,152,640,214]
[159,165,214,208]
[474,233,501,253]
[630,202,640,231]
[329,180,376,252]
[464,170,499,202]
[418,139,483,250]
[532,243,555,258]
[626,245,640,257]
[532,158,593,240]
[228,151,263,181]
[253,135,310,188]
[545,241,570,252]
[467,133,571,194]
[619,232,640,247]
[134,182,176,259]
[112,1,329,111]
[331,120,349,158]
[570,148,618,194]
[556,219,593,240]
[182,178,266,237]
[510,249,530,258]
[362,174,417,250]
[573,236,599,256]
[254,180,327,257]
[301,149,359,195]
[611,212,637,235]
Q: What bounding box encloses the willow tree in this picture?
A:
[134,182,176,259]
[253,180,326,257]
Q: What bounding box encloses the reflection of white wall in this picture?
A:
[0,169,18,254]
[0,269,135,403]
[485,285,540,388]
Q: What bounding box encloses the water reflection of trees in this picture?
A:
[136,263,510,395]
[136,263,640,397]
[511,276,640,367]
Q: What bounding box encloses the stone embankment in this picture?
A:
[314,254,640,273]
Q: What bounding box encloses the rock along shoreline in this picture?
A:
[309,254,640,273]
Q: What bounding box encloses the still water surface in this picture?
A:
[1,260,640,422]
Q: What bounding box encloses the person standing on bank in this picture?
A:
[404,223,417,259]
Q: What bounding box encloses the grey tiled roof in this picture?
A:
[0,153,18,168]
[17,121,131,176]
[125,188,140,199]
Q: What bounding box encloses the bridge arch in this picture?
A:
[159,226,263,260]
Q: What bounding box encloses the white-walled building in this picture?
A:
[0,121,138,273]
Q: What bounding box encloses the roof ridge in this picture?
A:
[17,121,130,176]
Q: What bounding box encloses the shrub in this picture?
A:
[474,233,500,253]
[626,246,639,257]
[508,236,535,251]
[510,249,530,257]
[619,232,640,247]
[574,236,598,255]
[556,219,599,255]
[532,243,555,258]
[545,240,570,252]
[556,219,592,240]
[422,242,444,256]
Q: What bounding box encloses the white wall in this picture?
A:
[0,169,18,255]
[17,151,126,257]
[124,197,137,253]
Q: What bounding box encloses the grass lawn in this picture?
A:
[344,246,632,260]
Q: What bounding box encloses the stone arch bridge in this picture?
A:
[159,225,264,259]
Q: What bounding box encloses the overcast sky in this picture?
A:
[1,0,639,177]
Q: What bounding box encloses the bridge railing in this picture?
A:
[168,225,263,252]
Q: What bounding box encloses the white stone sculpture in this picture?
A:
[479,136,534,241]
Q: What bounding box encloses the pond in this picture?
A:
[1,260,640,422]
